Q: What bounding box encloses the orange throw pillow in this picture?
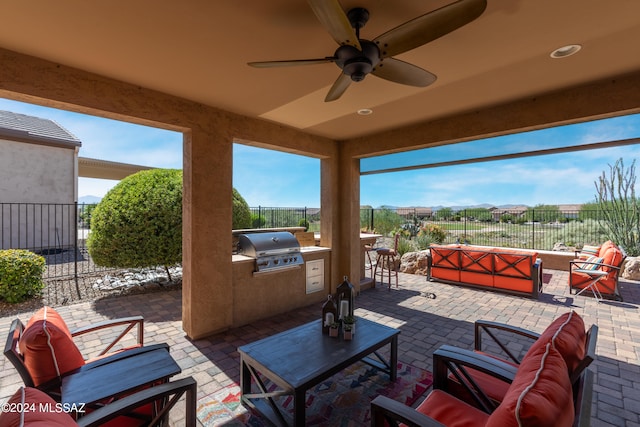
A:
[19,307,85,387]
[0,387,76,427]
[486,342,574,427]
[525,311,586,377]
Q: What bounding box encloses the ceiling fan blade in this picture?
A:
[372,58,437,87]
[325,73,352,102]
[307,0,361,50]
[248,58,336,68]
[373,0,487,58]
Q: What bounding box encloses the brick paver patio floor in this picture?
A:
[1,270,639,426]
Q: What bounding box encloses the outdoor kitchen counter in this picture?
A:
[231,246,331,328]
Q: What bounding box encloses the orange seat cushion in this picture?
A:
[571,272,619,296]
[19,307,86,387]
[0,387,76,427]
[415,389,491,427]
[486,342,574,427]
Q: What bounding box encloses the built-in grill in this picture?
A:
[238,231,304,273]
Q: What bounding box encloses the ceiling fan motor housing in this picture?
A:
[335,41,380,81]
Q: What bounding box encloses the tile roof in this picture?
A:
[0,109,81,147]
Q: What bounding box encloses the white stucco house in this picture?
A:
[1,109,154,251]
[0,110,81,250]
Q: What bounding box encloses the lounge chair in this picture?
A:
[4,306,167,396]
[569,240,625,301]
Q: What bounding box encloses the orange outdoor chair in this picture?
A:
[372,342,593,427]
[4,306,167,397]
[445,311,597,411]
[0,377,197,427]
[569,240,626,301]
[372,312,595,427]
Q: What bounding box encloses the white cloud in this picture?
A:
[3,98,639,209]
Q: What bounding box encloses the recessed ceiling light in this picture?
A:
[550,44,582,59]
[357,108,373,116]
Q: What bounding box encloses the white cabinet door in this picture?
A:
[306,259,324,294]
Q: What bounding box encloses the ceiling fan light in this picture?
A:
[344,58,372,81]
[550,44,582,59]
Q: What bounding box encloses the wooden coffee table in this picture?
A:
[239,317,399,427]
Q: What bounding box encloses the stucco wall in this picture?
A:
[0,138,76,203]
[0,138,77,249]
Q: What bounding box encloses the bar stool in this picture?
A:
[374,233,400,289]
[364,243,377,278]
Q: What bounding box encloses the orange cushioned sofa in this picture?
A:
[428,244,543,298]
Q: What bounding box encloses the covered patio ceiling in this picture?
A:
[0,0,639,146]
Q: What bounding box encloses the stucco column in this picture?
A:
[182,125,234,339]
[325,147,361,292]
[320,158,338,291]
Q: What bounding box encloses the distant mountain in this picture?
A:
[78,195,101,204]
[431,204,529,211]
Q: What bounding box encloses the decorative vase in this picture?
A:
[343,327,354,340]
[329,324,339,337]
[342,316,355,340]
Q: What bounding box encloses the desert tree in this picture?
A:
[595,158,639,256]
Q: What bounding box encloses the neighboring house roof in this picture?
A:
[396,207,432,216]
[0,110,152,180]
[558,204,583,212]
[0,109,81,149]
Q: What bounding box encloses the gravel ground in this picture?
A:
[0,248,181,317]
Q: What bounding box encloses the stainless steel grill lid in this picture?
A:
[238,231,303,272]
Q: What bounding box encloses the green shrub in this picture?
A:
[415,233,432,250]
[232,188,252,229]
[88,170,252,277]
[0,249,45,303]
[373,207,404,236]
[298,218,310,231]
[88,169,183,271]
[418,224,447,244]
[396,237,415,257]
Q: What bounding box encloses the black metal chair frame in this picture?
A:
[4,314,150,392]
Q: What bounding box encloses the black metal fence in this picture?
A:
[248,206,321,231]
[1,203,118,282]
[359,207,612,251]
[0,203,620,283]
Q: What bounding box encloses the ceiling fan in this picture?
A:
[248,0,487,102]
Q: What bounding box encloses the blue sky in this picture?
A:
[1,97,639,208]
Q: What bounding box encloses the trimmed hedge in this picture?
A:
[0,249,46,303]
[88,169,252,270]
[233,188,251,229]
[88,169,183,269]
